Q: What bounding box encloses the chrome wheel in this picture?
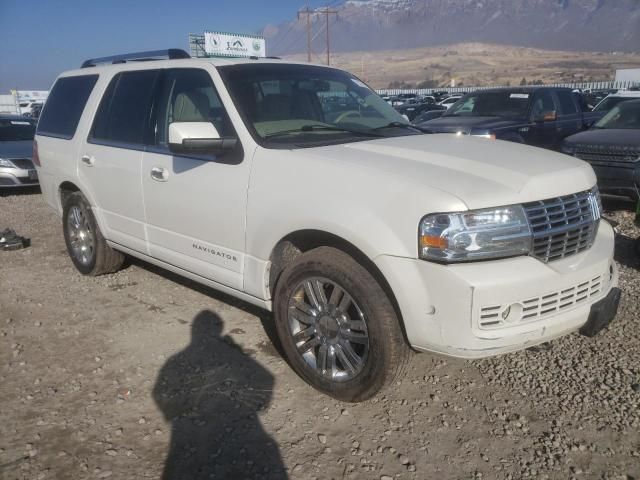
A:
[67,205,95,266]
[287,277,369,382]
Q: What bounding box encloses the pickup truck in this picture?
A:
[35,51,619,402]
[420,87,603,150]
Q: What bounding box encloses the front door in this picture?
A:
[141,68,250,291]
[80,70,160,253]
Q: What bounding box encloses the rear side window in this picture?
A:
[91,70,159,145]
[555,91,579,115]
[37,75,98,139]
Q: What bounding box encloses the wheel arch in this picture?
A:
[267,229,410,344]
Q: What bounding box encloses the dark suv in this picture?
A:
[420,87,602,150]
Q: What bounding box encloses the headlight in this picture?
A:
[0,158,16,168]
[471,133,496,140]
[419,205,532,262]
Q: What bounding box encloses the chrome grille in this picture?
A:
[523,189,601,263]
[575,145,639,164]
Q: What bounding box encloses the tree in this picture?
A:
[520,77,528,86]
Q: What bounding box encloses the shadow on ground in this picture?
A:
[153,310,287,479]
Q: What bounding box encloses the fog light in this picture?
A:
[501,303,523,324]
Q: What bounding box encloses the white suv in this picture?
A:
[35,49,620,402]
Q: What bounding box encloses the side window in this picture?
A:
[155,68,234,146]
[37,75,98,139]
[556,91,579,115]
[531,91,556,117]
[91,70,159,145]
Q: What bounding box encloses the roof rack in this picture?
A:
[81,49,190,68]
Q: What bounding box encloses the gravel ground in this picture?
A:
[1,189,639,480]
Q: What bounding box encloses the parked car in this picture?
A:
[35,49,619,402]
[561,99,640,201]
[424,87,602,150]
[395,102,446,121]
[391,93,418,106]
[0,115,39,188]
[438,95,462,109]
[593,90,640,113]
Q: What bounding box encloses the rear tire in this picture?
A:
[273,247,410,402]
[62,192,124,276]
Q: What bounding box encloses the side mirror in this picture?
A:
[169,122,237,155]
[533,111,557,123]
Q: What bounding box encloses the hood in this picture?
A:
[0,140,33,159]
[563,129,640,150]
[302,134,596,210]
[423,116,526,134]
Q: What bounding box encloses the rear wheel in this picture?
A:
[273,247,410,402]
[62,192,124,276]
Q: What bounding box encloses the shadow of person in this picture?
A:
[153,310,287,479]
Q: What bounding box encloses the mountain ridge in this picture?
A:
[263,0,640,55]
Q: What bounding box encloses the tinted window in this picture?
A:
[155,69,234,145]
[91,70,159,145]
[556,91,578,115]
[531,91,556,117]
[0,119,36,141]
[37,75,98,139]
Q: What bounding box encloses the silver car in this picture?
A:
[0,115,39,188]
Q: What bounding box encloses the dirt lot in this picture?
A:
[1,189,639,480]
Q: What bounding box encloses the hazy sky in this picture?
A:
[0,0,330,91]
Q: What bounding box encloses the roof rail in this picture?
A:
[81,49,190,68]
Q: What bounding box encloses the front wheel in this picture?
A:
[273,247,410,402]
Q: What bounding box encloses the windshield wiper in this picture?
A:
[264,124,383,139]
[372,122,421,132]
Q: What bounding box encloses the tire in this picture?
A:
[273,246,410,402]
[62,191,124,276]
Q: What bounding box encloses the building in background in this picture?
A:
[615,68,640,84]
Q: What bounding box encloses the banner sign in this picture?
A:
[204,31,266,58]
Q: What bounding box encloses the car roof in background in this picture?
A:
[0,114,36,121]
[471,87,574,94]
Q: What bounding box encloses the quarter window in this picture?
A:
[91,70,160,145]
[37,75,98,139]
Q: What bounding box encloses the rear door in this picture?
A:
[80,70,160,253]
[141,68,249,290]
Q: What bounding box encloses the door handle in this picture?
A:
[150,166,169,182]
[81,155,95,167]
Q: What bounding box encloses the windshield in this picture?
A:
[218,63,415,147]
[594,96,640,112]
[0,119,36,141]
[594,101,640,130]
[445,91,530,118]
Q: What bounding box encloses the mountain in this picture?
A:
[263,0,640,56]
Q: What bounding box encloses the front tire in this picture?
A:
[62,192,124,276]
[273,247,410,402]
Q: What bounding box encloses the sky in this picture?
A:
[0,0,332,92]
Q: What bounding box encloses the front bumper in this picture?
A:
[0,167,39,187]
[375,220,618,359]
[590,163,639,200]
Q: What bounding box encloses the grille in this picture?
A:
[523,189,601,263]
[575,145,639,164]
[479,275,603,329]
[9,158,34,170]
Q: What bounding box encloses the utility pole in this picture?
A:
[321,6,338,66]
[298,6,338,65]
[298,6,313,63]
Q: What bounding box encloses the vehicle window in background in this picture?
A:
[531,91,556,117]
[37,75,98,139]
[0,119,36,141]
[219,63,410,145]
[594,96,638,112]
[556,91,579,115]
[155,68,235,146]
[594,101,640,130]
[91,70,159,145]
[446,92,529,118]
